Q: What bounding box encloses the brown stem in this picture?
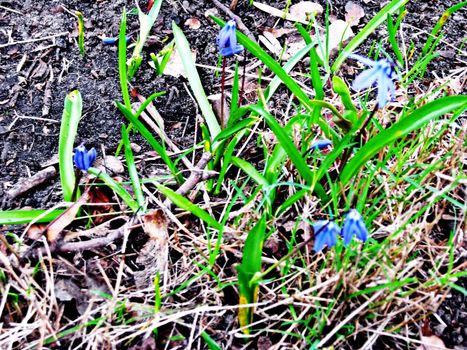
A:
[220,57,226,129]
[239,50,247,107]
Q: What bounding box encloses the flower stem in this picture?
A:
[220,56,226,129]
[71,169,82,202]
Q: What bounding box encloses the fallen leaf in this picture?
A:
[184,17,201,30]
[153,45,196,78]
[253,2,321,25]
[345,1,365,26]
[259,32,283,58]
[289,1,324,22]
[416,335,450,350]
[264,27,296,38]
[134,210,169,289]
[318,20,354,60]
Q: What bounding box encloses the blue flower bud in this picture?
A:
[310,139,332,151]
[217,19,244,57]
[341,209,368,246]
[73,144,96,171]
[313,220,340,252]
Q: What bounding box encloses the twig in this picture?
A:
[6,166,57,199]
[212,0,255,42]
[0,32,69,48]
[163,152,212,208]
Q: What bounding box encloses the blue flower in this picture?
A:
[217,19,244,57]
[310,139,332,151]
[349,53,397,108]
[73,144,96,171]
[313,220,340,252]
[341,209,368,246]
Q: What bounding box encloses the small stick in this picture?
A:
[6,166,57,199]
[220,57,226,128]
[212,0,255,42]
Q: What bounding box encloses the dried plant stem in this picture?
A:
[239,50,247,107]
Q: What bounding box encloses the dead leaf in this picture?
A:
[46,188,91,242]
[253,2,321,25]
[156,45,196,78]
[345,1,365,26]
[416,335,450,350]
[134,210,169,289]
[318,20,354,60]
[289,2,324,22]
[259,32,283,58]
[264,27,296,38]
[184,17,201,30]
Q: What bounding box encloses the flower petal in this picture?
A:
[348,53,376,67]
[352,67,379,91]
[376,70,390,108]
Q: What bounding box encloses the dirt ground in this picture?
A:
[0,0,465,348]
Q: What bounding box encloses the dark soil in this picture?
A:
[0,0,465,348]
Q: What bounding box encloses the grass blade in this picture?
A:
[116,101,182,184]
[121,125,145,210]
[0,209,65,225]
[172,22,221,138]
[59,90,82,202]
[87,167,139,212]
[156,184,223,230]
[248,105,327,201]
[332,0,409,72]
[231,156,269,188]
[118,9,131,110]
[340,95,467,184]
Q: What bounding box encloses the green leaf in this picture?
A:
[156,184,223,230]
[118,9,131,110]
[211,16,342,121]
[0,209,65,225]
[231,157,269,188]
[248,105,327,201]
[87,167,139,212]
[332,0,409,72]
[121,125,145,209]
[213,117,259,142]
[172,22,221,139]
[59,90,82,202]
[236,216,266,335]
[340,95,467,184]
[116,101,182,184]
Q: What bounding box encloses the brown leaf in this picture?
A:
[416,335,450,350]
[345,1,365,26]
[46,188,91,242]
[289,2,324,21]
[184,17,201,30]
[134,210,169,289]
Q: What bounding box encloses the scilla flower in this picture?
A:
[341,209,368,246]
[73,144,96,171]
[217,19,244,57]
[349,53,397,108]
[313,220,340,252]
[310,139,332,151]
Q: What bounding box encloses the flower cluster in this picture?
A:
[349,53,398,108]
[313,209,368,252]
[73,144,96,172]
[217,19,244,57]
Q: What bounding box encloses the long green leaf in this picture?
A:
[340,96,467,184]
[231,156,269,188]
[172,22,221,138]
[118,9,131,110]
[116,101,182,184]
[156,184,223,230]
[122,125,145,209]
[87,167,139,212]
[211,16,342,121]
[0,209,65,225]
[248,105,327,201]
[59,90,82,202]
[332,0,409,72]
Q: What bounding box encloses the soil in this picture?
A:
[0,0,465,348]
